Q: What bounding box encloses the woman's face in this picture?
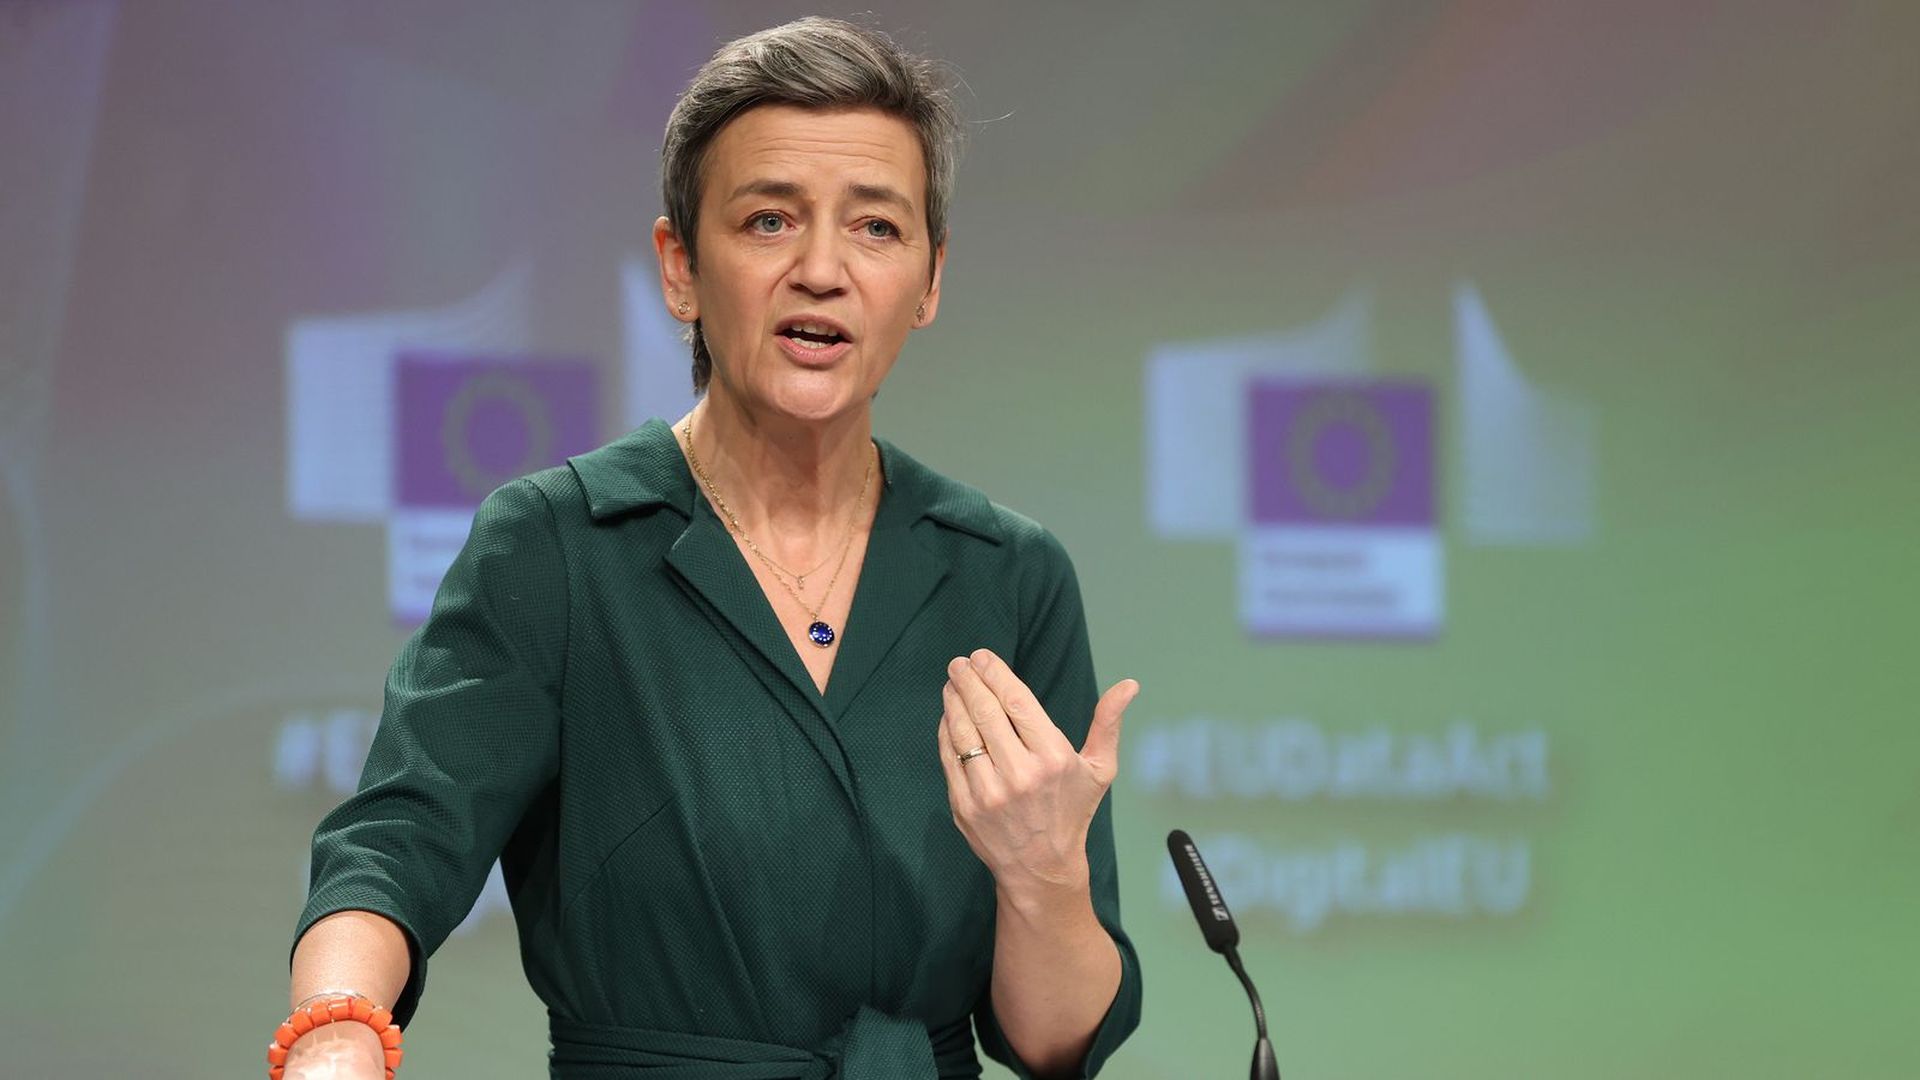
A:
[659,104,945,425]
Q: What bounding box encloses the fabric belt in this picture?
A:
[549,1005,975,1079]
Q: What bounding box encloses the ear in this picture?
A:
[653,216,697,323]
[915,240,947,328]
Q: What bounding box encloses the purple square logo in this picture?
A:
[1239,378,1442,640]
[1249,380,1435,528]
[395,353,599,509]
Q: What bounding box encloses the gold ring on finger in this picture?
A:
[956,745,990,767]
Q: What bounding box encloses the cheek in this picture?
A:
[703,276,777,353]
[867,265,930,323]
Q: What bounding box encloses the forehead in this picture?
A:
[702,104,927,205]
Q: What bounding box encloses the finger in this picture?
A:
[936,713,975,816]
[1080,678,1139,785]
[948,655,1029,767]
[967,648,1072,754]
[944,684,1008,801]
[942,682,985,763]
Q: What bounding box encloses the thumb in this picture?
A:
[1080,678,1138,784]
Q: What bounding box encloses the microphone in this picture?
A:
[1168,830,1280,1080]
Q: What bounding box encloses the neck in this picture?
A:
[678,390,875,543]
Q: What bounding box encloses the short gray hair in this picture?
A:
[661,17,963,392]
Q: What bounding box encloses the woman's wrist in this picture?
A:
[993,857,1094,921]
[269,992,404,1079]
[282,1020,387,1079]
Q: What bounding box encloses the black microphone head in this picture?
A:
[1168,829,1240,954]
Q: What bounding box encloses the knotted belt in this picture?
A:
[549,1005,976,1079]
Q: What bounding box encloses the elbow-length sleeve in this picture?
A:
[292,478,567,1026]
[974,525,1144,1078]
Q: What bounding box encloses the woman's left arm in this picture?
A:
[938,536,1142,1077]
[989,870,1124,1076]
[941,649,1138,1076]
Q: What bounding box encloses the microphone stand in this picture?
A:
[1225,946,1280,1080]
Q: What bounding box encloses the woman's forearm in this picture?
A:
[281,911,413,1078]
[289,909,412,1009]
[989,869,1123,1078]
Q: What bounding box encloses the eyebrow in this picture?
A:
[730,179,804,202]
[727,179,916,214]
[848,183,915,214]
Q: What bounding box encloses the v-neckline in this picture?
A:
[666,434,902,711]
[664,454,954,723]
[713,487,875,703]
[572,419,972,802]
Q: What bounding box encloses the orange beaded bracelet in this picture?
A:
[266,992,404,1080]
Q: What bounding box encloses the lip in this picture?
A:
[775,313,853,340]
[772,313,854,367]
[774,333,853,367]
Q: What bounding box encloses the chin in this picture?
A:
[759,369,867,424]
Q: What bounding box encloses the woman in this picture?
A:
[278,18,1141,1080]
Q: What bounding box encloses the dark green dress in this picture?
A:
[296,420,1142,1078]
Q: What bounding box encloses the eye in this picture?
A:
[751,212,786,234]
[863,219,899,239]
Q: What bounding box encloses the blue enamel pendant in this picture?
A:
[807,621,836,647]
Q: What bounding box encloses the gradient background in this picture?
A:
[4,1,1919,1077]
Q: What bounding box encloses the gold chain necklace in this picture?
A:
[752,532,840,590]
[681,418,873,648]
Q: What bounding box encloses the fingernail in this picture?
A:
[970,650,990,671]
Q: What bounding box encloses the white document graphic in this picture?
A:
[285,262,533,524]
[1145,289,1375,539]
[1454,282,1597,546]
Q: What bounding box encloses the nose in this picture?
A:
[787,224,850,297]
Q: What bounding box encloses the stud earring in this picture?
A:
[916,304,926,321]
[678,301,691,315]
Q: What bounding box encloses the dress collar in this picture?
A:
[568,417,1004,545]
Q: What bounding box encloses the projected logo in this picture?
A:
[1244,380,1437,639]
[1147,283,1595,641]
[281,265,683,624]
[283,270,601,623]
[387,355,596,621]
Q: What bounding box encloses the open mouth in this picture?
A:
[776,318,851,352]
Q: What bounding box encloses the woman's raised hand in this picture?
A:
[937,648,1139,893]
